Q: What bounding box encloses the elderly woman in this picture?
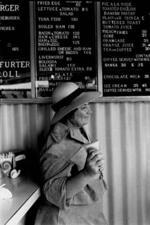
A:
[35,82,108,225]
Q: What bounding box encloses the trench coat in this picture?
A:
[34,121,108,225]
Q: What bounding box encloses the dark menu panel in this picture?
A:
[36,1,97,97]
[0,1,31,98]
[101,0,150,96]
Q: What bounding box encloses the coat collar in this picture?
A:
[51,121,90,144]
[66,120,90,144]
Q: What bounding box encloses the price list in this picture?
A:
[101,0,150,96]
[36,1,97,97]
[0,1,31,98]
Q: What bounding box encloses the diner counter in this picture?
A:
[0,175,40,225]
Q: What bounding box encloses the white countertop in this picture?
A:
[0,175,40,225]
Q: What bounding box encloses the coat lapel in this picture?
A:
[69,126,90,144]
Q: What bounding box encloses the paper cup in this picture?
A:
[85,141,99,151]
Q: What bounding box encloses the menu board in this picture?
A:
[101,0,150,96]
[0,1,31,98]
[36,1,97,97]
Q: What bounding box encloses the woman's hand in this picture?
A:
[82,147,104,180]
[66,147,104,198]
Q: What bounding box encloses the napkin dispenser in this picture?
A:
[0,152,26,179]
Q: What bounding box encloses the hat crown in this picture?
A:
[52,82,79,104]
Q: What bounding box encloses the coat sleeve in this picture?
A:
[40,143,74,210]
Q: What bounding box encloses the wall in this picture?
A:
[0,104,51,153]
[89,102,150,225]
[0,102,150,225]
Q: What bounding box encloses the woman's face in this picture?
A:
[71,103,92,127]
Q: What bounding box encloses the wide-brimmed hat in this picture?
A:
[50,82,100,125]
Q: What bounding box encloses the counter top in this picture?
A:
[0,175,40,225]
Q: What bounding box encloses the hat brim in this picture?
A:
[50,91,100,125]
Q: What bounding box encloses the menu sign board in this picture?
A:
[101,1,150,96]
[36,1,97,97]
[0,1,31,98]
